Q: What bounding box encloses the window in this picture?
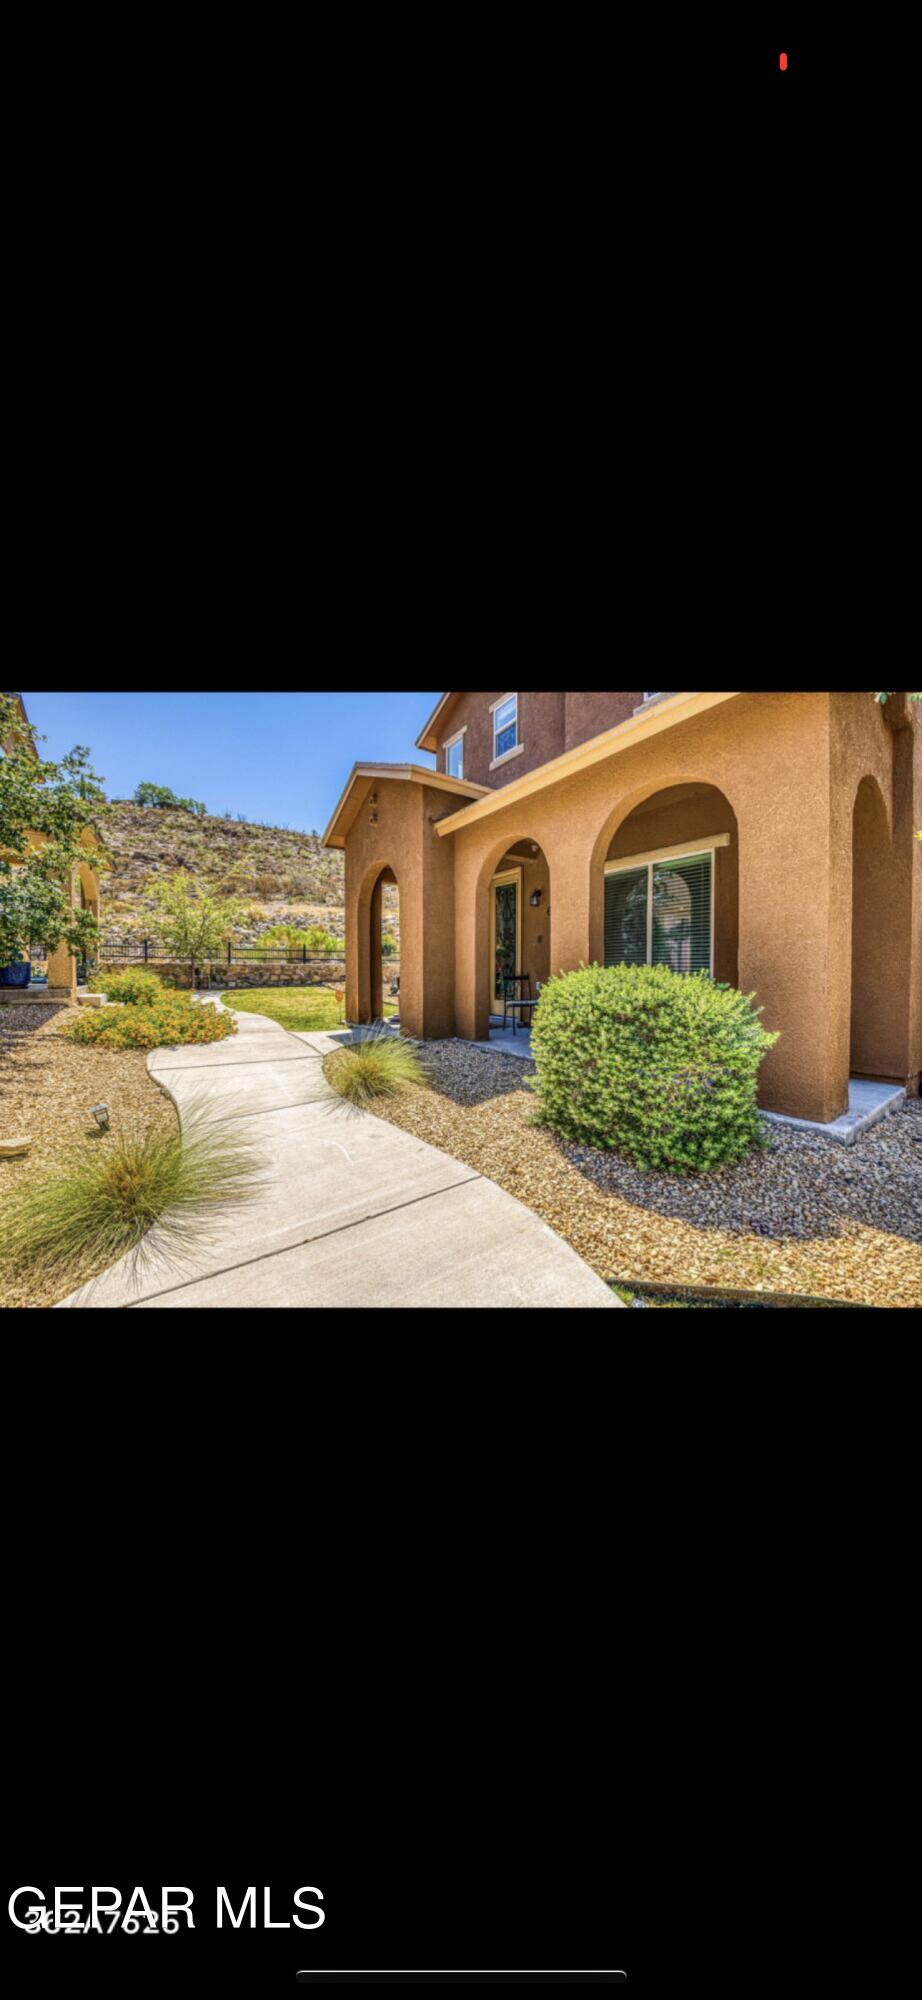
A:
[604,850,715,976]
[492,694,519,763]
[444,732,465,781]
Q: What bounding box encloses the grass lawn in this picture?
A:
[221,987,397,1033]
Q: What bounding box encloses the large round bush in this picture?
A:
[531,965,778,1173]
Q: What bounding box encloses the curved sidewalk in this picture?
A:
[59,1006,619,1310]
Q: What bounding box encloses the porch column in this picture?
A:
[453,836,488,1043]
[46,868,79,1001]
[886,725,922,1091]
[548,844,593,978]
[737,804,849,1125]
[369,874,384,1021]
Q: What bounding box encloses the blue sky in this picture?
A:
[19,691,443,833]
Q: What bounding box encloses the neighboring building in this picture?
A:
[323,691,922,1125]
[1,691,101,1000]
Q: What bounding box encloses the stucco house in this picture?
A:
[1,691,101,1000]
[324,691,922,1126]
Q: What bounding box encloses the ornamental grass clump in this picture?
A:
[0,1119,265,1292]
[530,964,778,1174]
[325,1030,429,1108]
[62,996,237,1051]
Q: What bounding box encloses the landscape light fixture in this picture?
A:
[90,1104,110,1132]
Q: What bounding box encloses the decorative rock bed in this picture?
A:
[0,1001,178,1309]
[365,1041,922,1309]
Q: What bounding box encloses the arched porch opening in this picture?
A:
[851,775,901,1080]
[471,834,553,1043]
[591,782,739,985]
[355,862,401,1025]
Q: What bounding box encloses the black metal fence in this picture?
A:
[95,940,349,967]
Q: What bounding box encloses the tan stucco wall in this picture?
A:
[344,778,455,1037]
[342,693,921,1123]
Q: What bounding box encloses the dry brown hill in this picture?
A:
[98,801,371,944]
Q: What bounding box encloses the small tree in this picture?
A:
[152,872,249,985]
[134,781,208,815]
[0,693,106,971]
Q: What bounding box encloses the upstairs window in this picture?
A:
[444,731,465,781]
[492,693,519,763]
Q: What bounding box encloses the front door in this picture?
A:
[491,870,522,1013]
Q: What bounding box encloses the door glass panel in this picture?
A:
[604,866,648,967]
[494,881,518,1005]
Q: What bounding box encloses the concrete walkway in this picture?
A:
[59,1005,619,1310]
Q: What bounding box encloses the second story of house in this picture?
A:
[416,691,670,791]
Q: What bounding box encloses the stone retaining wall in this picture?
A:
[101,957,399,992]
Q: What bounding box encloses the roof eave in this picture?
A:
[415,692,456,752]
[323,763,490,850]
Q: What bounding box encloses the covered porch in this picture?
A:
[444,692,921,1128]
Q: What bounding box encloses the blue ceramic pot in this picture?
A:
[0,961,31,988]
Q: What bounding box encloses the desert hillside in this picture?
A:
[98,802,396,944]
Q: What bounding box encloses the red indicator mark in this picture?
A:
[779,51,788,71]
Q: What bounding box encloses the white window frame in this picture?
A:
[603,836,730,977]
[490,692,522,771]
[443,726,467,781]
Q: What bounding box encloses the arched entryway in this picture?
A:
[356,862,401,1025]
[470,835,552,1043]
[851,775,901,1080]
[591,783,739,986]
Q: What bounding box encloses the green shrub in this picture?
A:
[0,1119,264,1290]
[530,964,778,1173]
[62,996,237,1051]
[325,1031,428,1107]
[88,967,165,1007]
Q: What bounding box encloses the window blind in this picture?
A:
[604,866,649,967]
[604,852,713,975]
[650,854,712,976]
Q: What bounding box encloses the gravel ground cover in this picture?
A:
[364,1041,922,1309]
[0,1003,178,1309]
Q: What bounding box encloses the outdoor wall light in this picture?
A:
[530,889,543,908]
[90,1104,110,1131]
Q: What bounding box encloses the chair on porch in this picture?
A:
[502,974,536,1037]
